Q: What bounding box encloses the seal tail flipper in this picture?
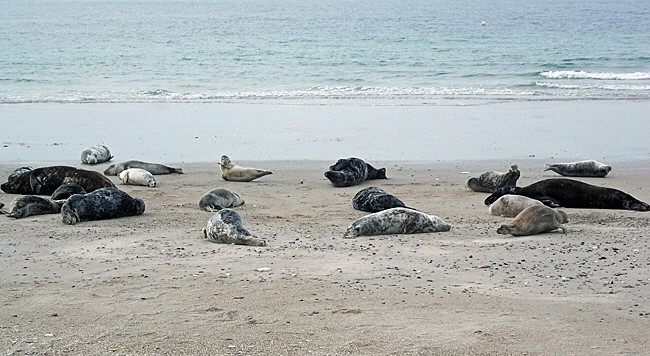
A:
[173,168,184,174]
[543,164,552,171]
[402,206,420,212]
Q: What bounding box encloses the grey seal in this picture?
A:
[51,183,87,200]
[497,205,568,236]
[544,160,611,177]
[345,207,451,238]
[466,164,520,193]
[352,187,413,213]
[198,188,245,212]
[202,209,266,246]
[61,187,145,225]
[104,160,184,175]
[219,155,273,182]
[324,157,387,187]
[118,168,156,187]
[81,144,113,164]
[488,194,544,217]
[1,166,115,195]
[7,195,64,218]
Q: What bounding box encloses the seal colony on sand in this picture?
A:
[219,155,273,182]
[202,209,266,246]
[544,160,612,177]
[497,205,569,236]
[466,164,520,193]
[80,144,113,165]
[118,168,156,187]
[488,194,544,217]
[324,157,387,187]
[61,187,145,225]
[352,186,411,213]
[345,207,451,238]
[484,178,650,211]
[104,160,184,175]
[198,188,245,212]
[1,166,115,195]
[6,195,64,218]
[51,183,87,200]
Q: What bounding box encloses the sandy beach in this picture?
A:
[1,157,649,355]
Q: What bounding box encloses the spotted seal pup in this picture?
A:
[352,187,413,213]
[61,187,145,225]
[484,178,650,211]
[202,209,266,246]
[198,188,245,212]
[1,166,115,195]
[219,155,273,182]
[51,183,87,200]
[324,157,387,188]
[118,168,156,187]
[81,144,113,164]
[497,205,569,236]
[345,207,451,238]
[104,160,184,175]
[488,194,544,217]
[7,195,64,218]
[466,164,520,193]
[544,160,611,177]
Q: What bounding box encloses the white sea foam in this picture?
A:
[540,71,650,80]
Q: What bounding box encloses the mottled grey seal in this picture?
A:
[324,157,387,188]
[7,166,33,181]
[61,187,145,225]
[497,205,568,236]
[219,155,273,182]
[104,160,184,175]
[202,209,266,246]
[1,166,115,195]
[345,207,451,238]
[51,183,87,200]
[544,160,611,177]
[466,164,520,193]
[198,188,245,212]
[484,178,650,211]
[488,194,544,217]
[118,168,156,187]
[81,144,113,164]
[7,195,64,218]
[352,186,413,213]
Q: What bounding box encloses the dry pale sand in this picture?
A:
[1,159,649,356]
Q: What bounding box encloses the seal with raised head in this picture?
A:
[497,205,569,236]
[324,157,387,188]
[104,160,184,175]
[118,168,156,187]
[466,164,520,193]
[51,183,87,200]
[202,209,266,246]
[488,194,544,217]
[61,187,145,225]
[544,160,612,177]
[484,178,650,211]
[345,207,451,238]
[219,155,273,182]
[1,166,115,195]
[81,144,113,165]
[7,195,64,218]
[198,188,245,212]
[352,186,412,213]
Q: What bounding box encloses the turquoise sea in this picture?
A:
[1,0,650,103]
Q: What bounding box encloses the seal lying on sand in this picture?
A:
[324,157,387,187]
[61,187,145,225]
[488,194,544,217]
[202,209,266,246]
[7,195,64,218]
[345,207,451,238]
[198,188,245,211]
[466,164,520,193]
[104,160,184,175]
[51,183,87,200]
[118,168,156,187]
[81,144,113,164]
[1,166,115,195]
[484,178,650,211]
[219,155,273,182]
[544,160,612,177]
[497,205,568,236]
[352,187,412,213]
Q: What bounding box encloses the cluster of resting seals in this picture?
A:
[1,166,114,195]
[104,160,184,175]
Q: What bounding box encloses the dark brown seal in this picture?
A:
[1,166,114,195]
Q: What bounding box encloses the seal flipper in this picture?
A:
[623,200,650,212]
[538,196,562,208]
